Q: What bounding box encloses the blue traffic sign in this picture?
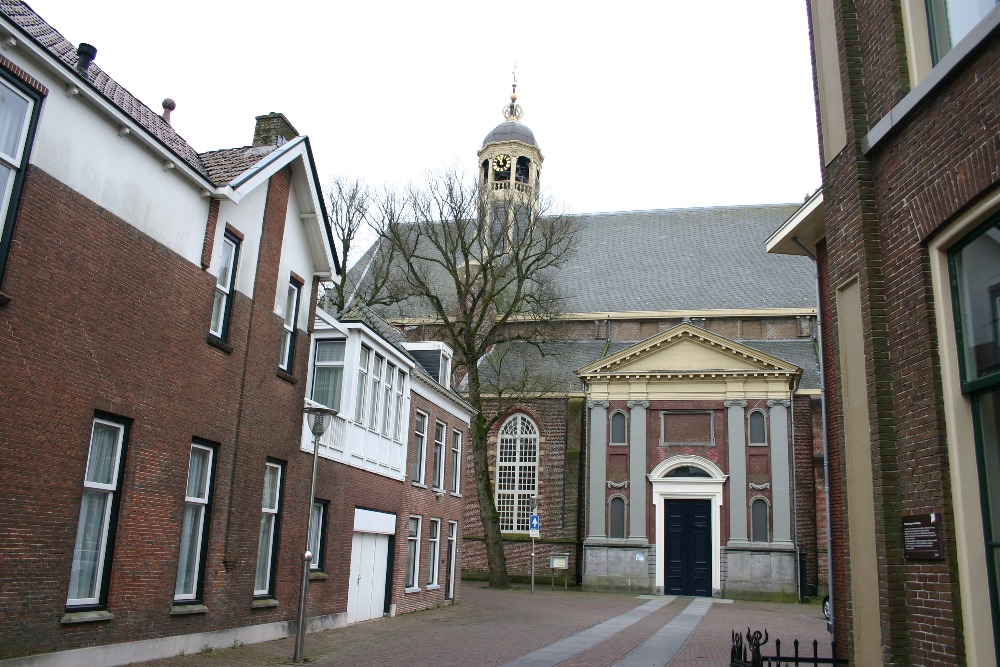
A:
[530,514,540,531]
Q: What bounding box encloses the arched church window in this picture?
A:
[610,411,627,446]
[515,156,531,183]
[749,410,767,445]
[482,159,489,183]
[495,413,539,533]
[609,496,626,539]
[751,498,769,542]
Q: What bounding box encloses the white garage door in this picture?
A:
[347,531,390,623]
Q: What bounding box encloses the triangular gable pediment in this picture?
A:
[577,323,800,379]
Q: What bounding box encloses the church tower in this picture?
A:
[478,80,543,232]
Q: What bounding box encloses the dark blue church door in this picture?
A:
[665,499,711,596]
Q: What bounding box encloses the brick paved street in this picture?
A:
[135,586,831,667]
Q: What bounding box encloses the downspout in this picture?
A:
[790,375,800,601]
[794,236,834,637]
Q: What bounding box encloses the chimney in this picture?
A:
[161,98,176,124]
[76,43,96,77]
[252,112,299,147]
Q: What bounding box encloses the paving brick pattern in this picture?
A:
[135,587,831,667]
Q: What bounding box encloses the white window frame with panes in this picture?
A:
[426,518,441,588]
[174,442,214,602]
[432,421,446,490]
[495,413,539,533]
[254,461,283,597]
[406,515,422,591]
[303,313,413,481]
[450,429,462,494]
[67,417,128,608]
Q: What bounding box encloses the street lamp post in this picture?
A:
[294,404,337,663]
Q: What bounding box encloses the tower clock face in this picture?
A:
[493,154,511,172]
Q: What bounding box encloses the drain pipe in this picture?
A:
[790,376,800,601]
[793,236,834,638]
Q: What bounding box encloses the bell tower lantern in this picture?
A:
[478,79,543,208]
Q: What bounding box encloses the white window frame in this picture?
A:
[310,339,346,411]
[412,411,428,485]
[450,429,462,494]
[406,515,422,591]
[750,497,770,543]
[427,519,441,587]
[432,421,446,490]
[367,353,383,431]
[355,346,370,424]
[254,461,283,597]
[610,410,628,446]
[209,232,240,340]
[309,501,326,570]
[67,417,127,608]
[279,279,301,371]
[381,361,395,437]
[446,521,458,599]
[393,369,405,441]
[748,409,768,446]
[174,442,214,602]
[495,413,539,533]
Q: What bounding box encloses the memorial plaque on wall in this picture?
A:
[902,513,943,560]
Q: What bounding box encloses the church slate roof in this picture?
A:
[350,203,816,319]
[0,0,286,187]
[559,204,813,313]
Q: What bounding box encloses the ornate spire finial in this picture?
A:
[503,65,523,122]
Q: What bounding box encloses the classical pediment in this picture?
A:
[577,323,800,380]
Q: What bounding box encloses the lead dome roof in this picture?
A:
[482,121,538,149]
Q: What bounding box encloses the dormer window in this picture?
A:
[403,341,454,390]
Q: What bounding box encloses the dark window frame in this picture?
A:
[0,68,43,294]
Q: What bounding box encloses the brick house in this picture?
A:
[302,306,472,622]
[352,92,828,600]
[769,1,1000,663]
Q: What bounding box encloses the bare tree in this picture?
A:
[368,170,579,587]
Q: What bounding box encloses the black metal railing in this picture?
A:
[731,628,848,666]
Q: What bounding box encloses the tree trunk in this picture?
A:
[467,371,510,588]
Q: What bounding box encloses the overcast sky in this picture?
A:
[28,0,820,260]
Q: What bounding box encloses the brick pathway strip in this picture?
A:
[501,597,677,667]
[613,598,712,667]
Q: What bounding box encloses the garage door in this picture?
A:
[347,531,390,623]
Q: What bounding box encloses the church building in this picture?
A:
[355,86,826,600]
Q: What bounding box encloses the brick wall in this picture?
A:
[805,1,1000,661]
[462,397,582,581]
[0,166,337,657]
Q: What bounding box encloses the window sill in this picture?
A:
[431,486,446,494]
[404,586,422,594]
[412,482,427,489]
[449,491,462,498]
[309,571,329,581]
[276,369,297,385]
[61,609,115,624]
[170,604,208,616]
[251,598,279,609]
[206,334,232,354]
[660,441,715,447]
[425,584,440,591]
[748,443,769,448]
[863,5,1000,153]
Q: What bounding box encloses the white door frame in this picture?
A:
[648,455,727,595]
